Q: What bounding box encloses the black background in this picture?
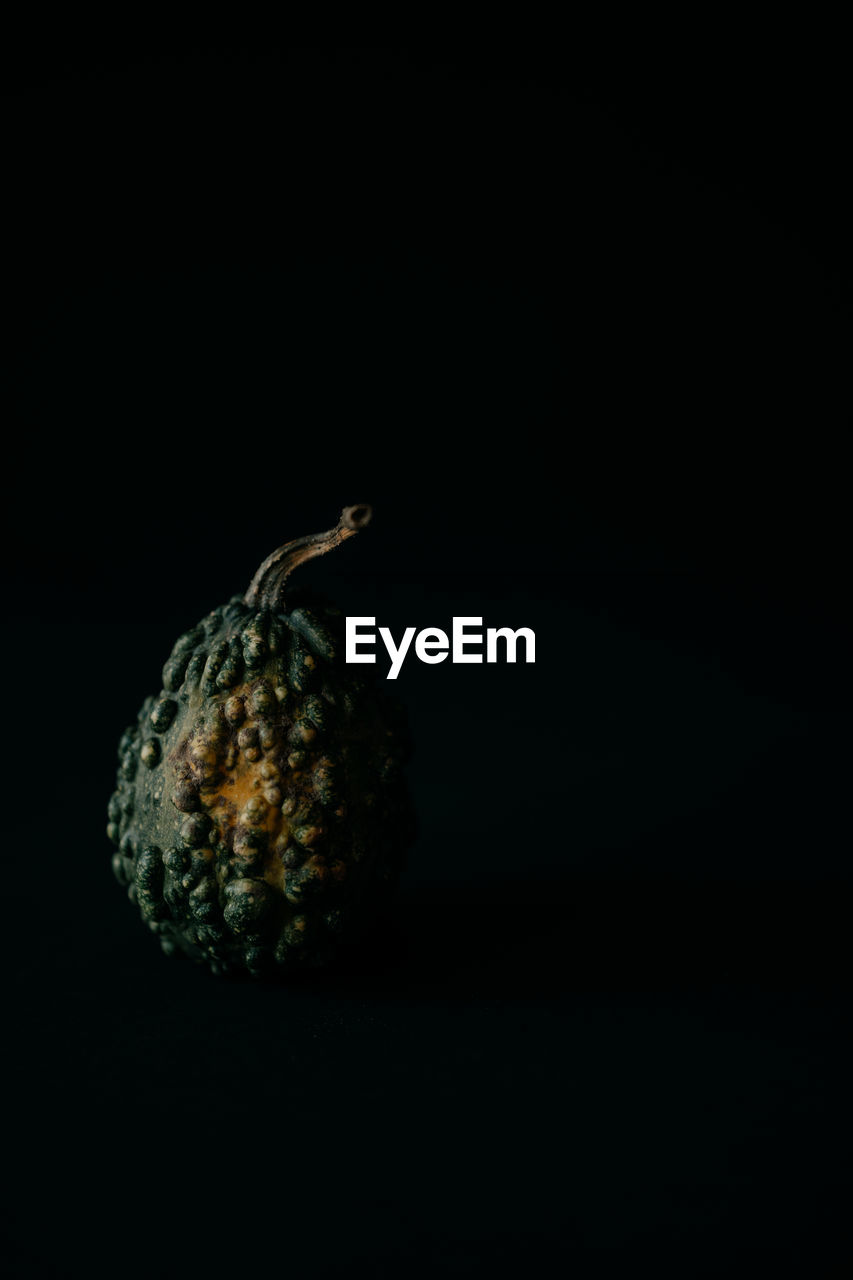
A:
[5,42,851,1275]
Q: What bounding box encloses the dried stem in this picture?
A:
[244,505,372,611]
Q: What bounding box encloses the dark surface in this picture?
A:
[4,43,851,1276]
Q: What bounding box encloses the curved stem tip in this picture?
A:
[244,504,373,611]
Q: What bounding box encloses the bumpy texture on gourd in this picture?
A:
[107,569,413,976]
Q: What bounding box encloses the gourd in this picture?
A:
[107,505,413,976]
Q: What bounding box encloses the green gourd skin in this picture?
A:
[107,507,414,977]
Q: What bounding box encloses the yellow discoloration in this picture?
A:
[215,763,263,819]
[185,685,323,899]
